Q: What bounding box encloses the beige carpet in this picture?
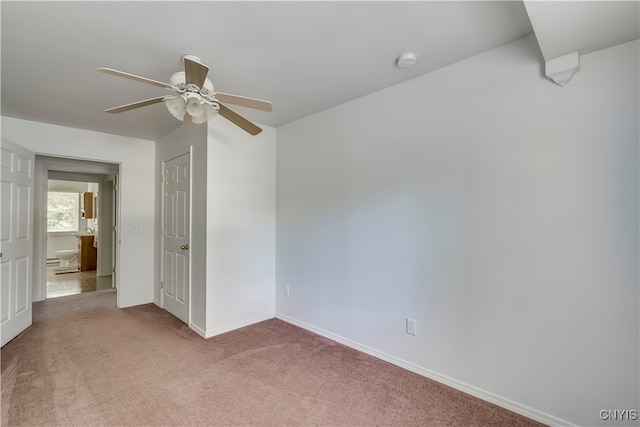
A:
[1,290,543,426]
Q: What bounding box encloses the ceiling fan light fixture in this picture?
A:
[100,55,270,134]
[164,95,187,121]
[185,93,205,118]
[165,93,219,124]
[191,103,219,124]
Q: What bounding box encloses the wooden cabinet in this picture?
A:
[78,235,97,272]
[82,192,94,219]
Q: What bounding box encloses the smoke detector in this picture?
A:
[396,52,417,68]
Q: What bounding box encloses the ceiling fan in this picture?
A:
[97,55,272,135]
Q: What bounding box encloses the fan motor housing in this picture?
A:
[170,71,214,92]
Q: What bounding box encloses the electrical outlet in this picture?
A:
[284,285,290,296]
[406,318,417,336]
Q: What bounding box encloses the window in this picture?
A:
[47,191,79,232]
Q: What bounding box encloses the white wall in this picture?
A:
[97,179,114,277]
[48,179,89,193]
[205,116,276,336]
[155,117,276,338]
[276,36,639,427]
[1,117,156,308]
[155,124,208,334]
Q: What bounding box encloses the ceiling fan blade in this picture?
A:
[97,68,174,90]
[218,104,263,135]
[104,96,166,114]
[184,57,209,88]
[215,92,272,112]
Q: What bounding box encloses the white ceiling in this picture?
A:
[1,2,638,141]
[524,1,639,60]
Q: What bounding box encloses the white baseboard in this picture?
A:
[118,297,153,308]
[189,322,207,338]
[275,312,574,427]
[203,313,274,339]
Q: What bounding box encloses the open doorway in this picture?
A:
[34,156,120,302]
[45,176,114,298]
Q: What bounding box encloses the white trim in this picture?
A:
[275,312,575,427]
[117,297,153,309]
[188,149,194,326]
[189,322,207,338]
[34,156,121,303]
[545,51,580,87]
[203,314,274,339]
[159,149,192,324]
[47,231,80,236]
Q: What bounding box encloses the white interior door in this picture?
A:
[1,138,34,347]
[112,175,118,289]
[162,153,190,323]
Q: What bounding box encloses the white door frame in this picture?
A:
[111,175,118,288]
[160,150,191,323]
[33,156,120,302]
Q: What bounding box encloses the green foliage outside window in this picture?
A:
[47,191,79,232]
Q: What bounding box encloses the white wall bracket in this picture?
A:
[545,51,580,87]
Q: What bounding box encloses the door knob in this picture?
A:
[181,244,189,251]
